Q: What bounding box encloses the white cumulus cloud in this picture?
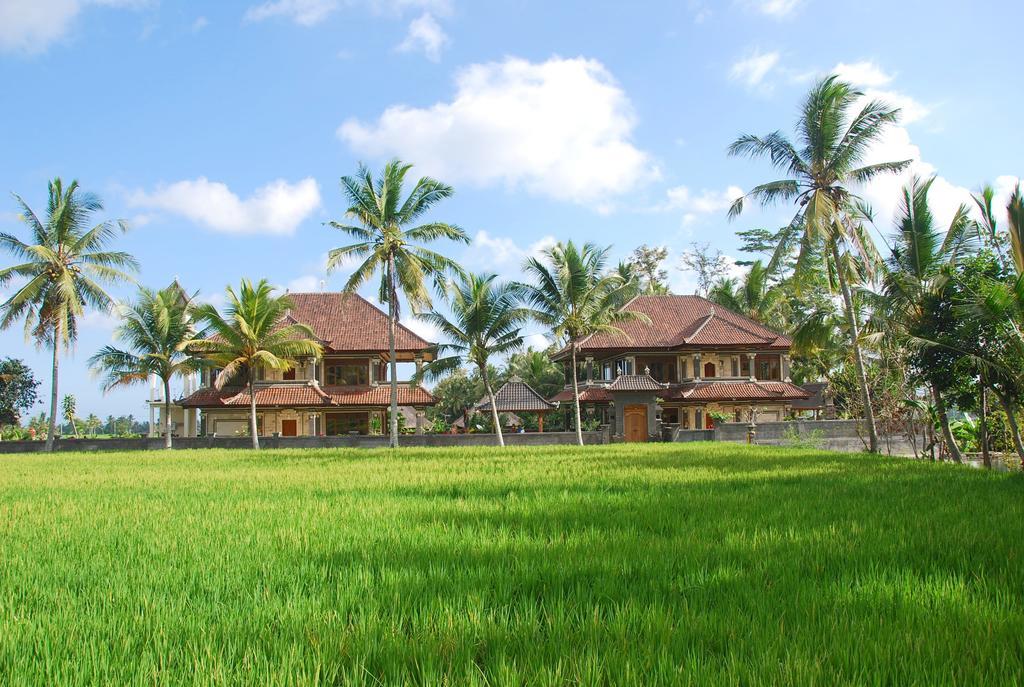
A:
[659,185,744,225]
[244,0,450,25]
[729,50,780,89]
[750,0,804,17]
[339,56,659,207]
[0,0,148,54]
[396,11,448,61]
[129,177,322,236]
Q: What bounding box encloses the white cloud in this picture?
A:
[244,0,339,26]
[396,11,448,61]
[750,0,803,17]
[129,177,322,236]
[284,275,323,292]
[339,56,659,207]
[0,0,148,54]
[191,16,209,32]
[465,231,557,275]
[729,50,780,89]
[244,0,449,26]
[832,60,929,124]
[659,184,744,225]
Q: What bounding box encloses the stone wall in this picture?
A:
[711,419,920,455]
[0,431,607,454]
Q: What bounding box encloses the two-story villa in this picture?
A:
[176,292,436,437]
[549,294,809,441]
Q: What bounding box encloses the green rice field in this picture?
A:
[1,444,1022,685]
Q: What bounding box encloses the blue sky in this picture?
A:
[1,0,1021,418]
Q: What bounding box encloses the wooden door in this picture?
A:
[623,404,648,442]
[281,419,298,437]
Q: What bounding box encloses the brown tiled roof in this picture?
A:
[565,295,791,355]
[179,382,435,408]
[477,378,557,412]
[791,382,829,409]
[607,373,666,392]
[285,292,433,354]
[549,387,612,403]
[663,381,809,402]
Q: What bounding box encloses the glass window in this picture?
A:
[325,363,368,386]
[325,412,369,435]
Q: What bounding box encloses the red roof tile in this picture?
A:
[285,292,433,354]
[567,295,791,354]
[607,374,666,392]
[663,381,809,402]
[549,387,612,403]
[179,383,435,408]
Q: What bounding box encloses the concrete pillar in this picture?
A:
[782,354,791,382]
[415,409,425,434]
[747,353,757,382]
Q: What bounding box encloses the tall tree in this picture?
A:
[418,273,527,447]
[191,279,322,450]
[61,394,78,438]
[707,260,782,324]
[728,75,912,453]
[627,244,670,294]
[0,179,138,451]
[326,160,469,449]
[519,241,645,445]
[0,358,39,429]
[678,242,728,296]
[872,176,973,462]
[89,284,204,449]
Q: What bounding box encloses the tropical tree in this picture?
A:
[0,179,138,451]
[727,75,912,453]
[678,241,728,296]
[519,241,646,445]
[708,260,783,324]
[191,279,322,450]
[84,413,102,437]
[418,273,528,447]
[61,394,78,437]
[0,357,39,429]
[627,244,671,294]
[89,284,204,449]
[870,176,973,461]
[326,159,469,448]
[506,348,565,400]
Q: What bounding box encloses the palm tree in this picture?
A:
[61,394,78,438]
[89,284,204,449]
[191,279,322,450]
[0,179,138,451]
[707,260,782,324]
[872,176,973,462]
[519,241,646,445]
[727,75,912,453]
[85,413,101,437]
[326,159,469,448]
[417,273,528,447]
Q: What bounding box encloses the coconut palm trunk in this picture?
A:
[46,335,59,451]
[248,375,260,451]
[163,377,173,450]
[979,379,990,468]
[570,342,583,446]
[931,383,962,463]
[831,243,879,453]
[994,390,1024,465]
[481,365,504,447]
[387,256,400,450]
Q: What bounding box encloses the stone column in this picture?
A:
[693,353,702,382]
[782,354,791,382]
[414,355,423,381]
[415,409,425,434]
[747,353,757,382]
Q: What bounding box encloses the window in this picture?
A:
[680,358,688,379]
[602,361,613,381]
[731,358,739,377]
[704,362,716,378]
[756,356,780,381]
[283,368,296,381]
[325,412,369,435]
[325,362,368,386]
